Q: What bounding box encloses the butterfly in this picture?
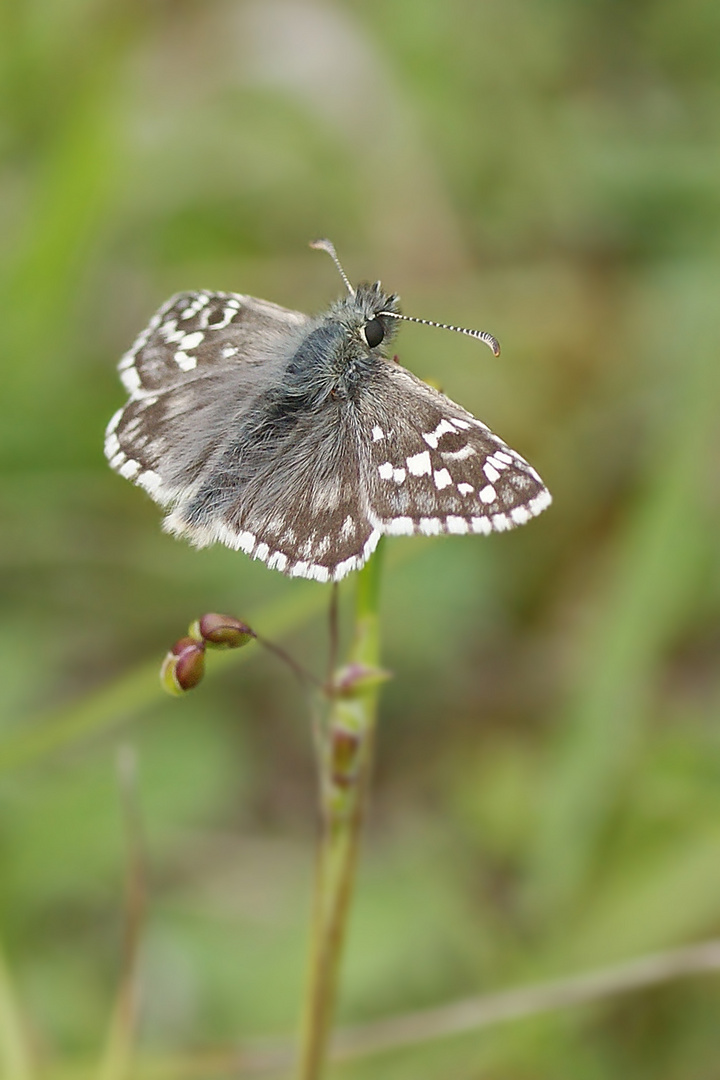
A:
[105,240,551,583]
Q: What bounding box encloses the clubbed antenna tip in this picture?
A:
[310,239,355,297]
[379,310,501,356]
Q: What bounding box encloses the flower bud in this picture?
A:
[332,663,392,699]
[161,636,206,695]
[330,726,362,788]
[188,613,256,650]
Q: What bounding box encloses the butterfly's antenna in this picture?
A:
[310,238,355,297]
[379,310,501,357]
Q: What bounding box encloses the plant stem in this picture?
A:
[0,946,33,1080]
[297,542,385,1080]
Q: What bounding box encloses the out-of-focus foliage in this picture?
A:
[1,1,720,1077]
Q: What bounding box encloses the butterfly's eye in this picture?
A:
[363,318,384,348]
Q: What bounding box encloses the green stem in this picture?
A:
[0,946,33,1080]
[297,542,385,1080]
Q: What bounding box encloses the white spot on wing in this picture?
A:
[422,417,457,449]
[446,516,468,534]
[510,506,531,525]
[392,468,406,484]
[433,468,452,490]
[378,462,393,480]
[216,523,241,549]
[159,318,184,344]
[119,459,141,480]
[435,418,458,439]
[314,536,331,558]
[479,484,496,504]
[238,530,256,555]
[208,299,241,330]
[300,535,316,559]
[442,445,475,461]
[180,296,208,319]
[483,462,500,483]
[334,554,358,579]
[106,408,124,434]
[267,551,288,572]
[105,432,120,458]
[180,331,204,350]
[363,529,381,559]
[121,366,141,394]
[457,482,474,496]
[372,425,385,441]
[406,450,431,476]
[529,489,552,515]
[136,470,162,497]
[174,351,197,371]
[384,517,414,535]
[419,517,442,535]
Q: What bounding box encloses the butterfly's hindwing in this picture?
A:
[164,401,379,583]
[360,364,551,537]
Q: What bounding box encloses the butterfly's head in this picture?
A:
[311,238,400,354]
[343,280,401,352]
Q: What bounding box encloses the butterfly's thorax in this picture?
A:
[279,284,399,406]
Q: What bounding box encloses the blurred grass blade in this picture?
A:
[527,275,720,918]
[329,939,720,1063]
[0,948,33,1080]
[559,825,720,967]
[111,940,720,1077]
[96,747,146,1080]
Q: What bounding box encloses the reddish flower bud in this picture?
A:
[332,663,392,699]
[161,636,206,695]
[330,726,362,788]
[188,613,256,650]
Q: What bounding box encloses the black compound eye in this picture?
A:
[363,318,384,348]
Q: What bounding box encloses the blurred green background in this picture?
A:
[2,1,720,1077]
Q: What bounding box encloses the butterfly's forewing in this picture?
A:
[105,291,311,504]
[115,290,310,394]
[361,363,551,537]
